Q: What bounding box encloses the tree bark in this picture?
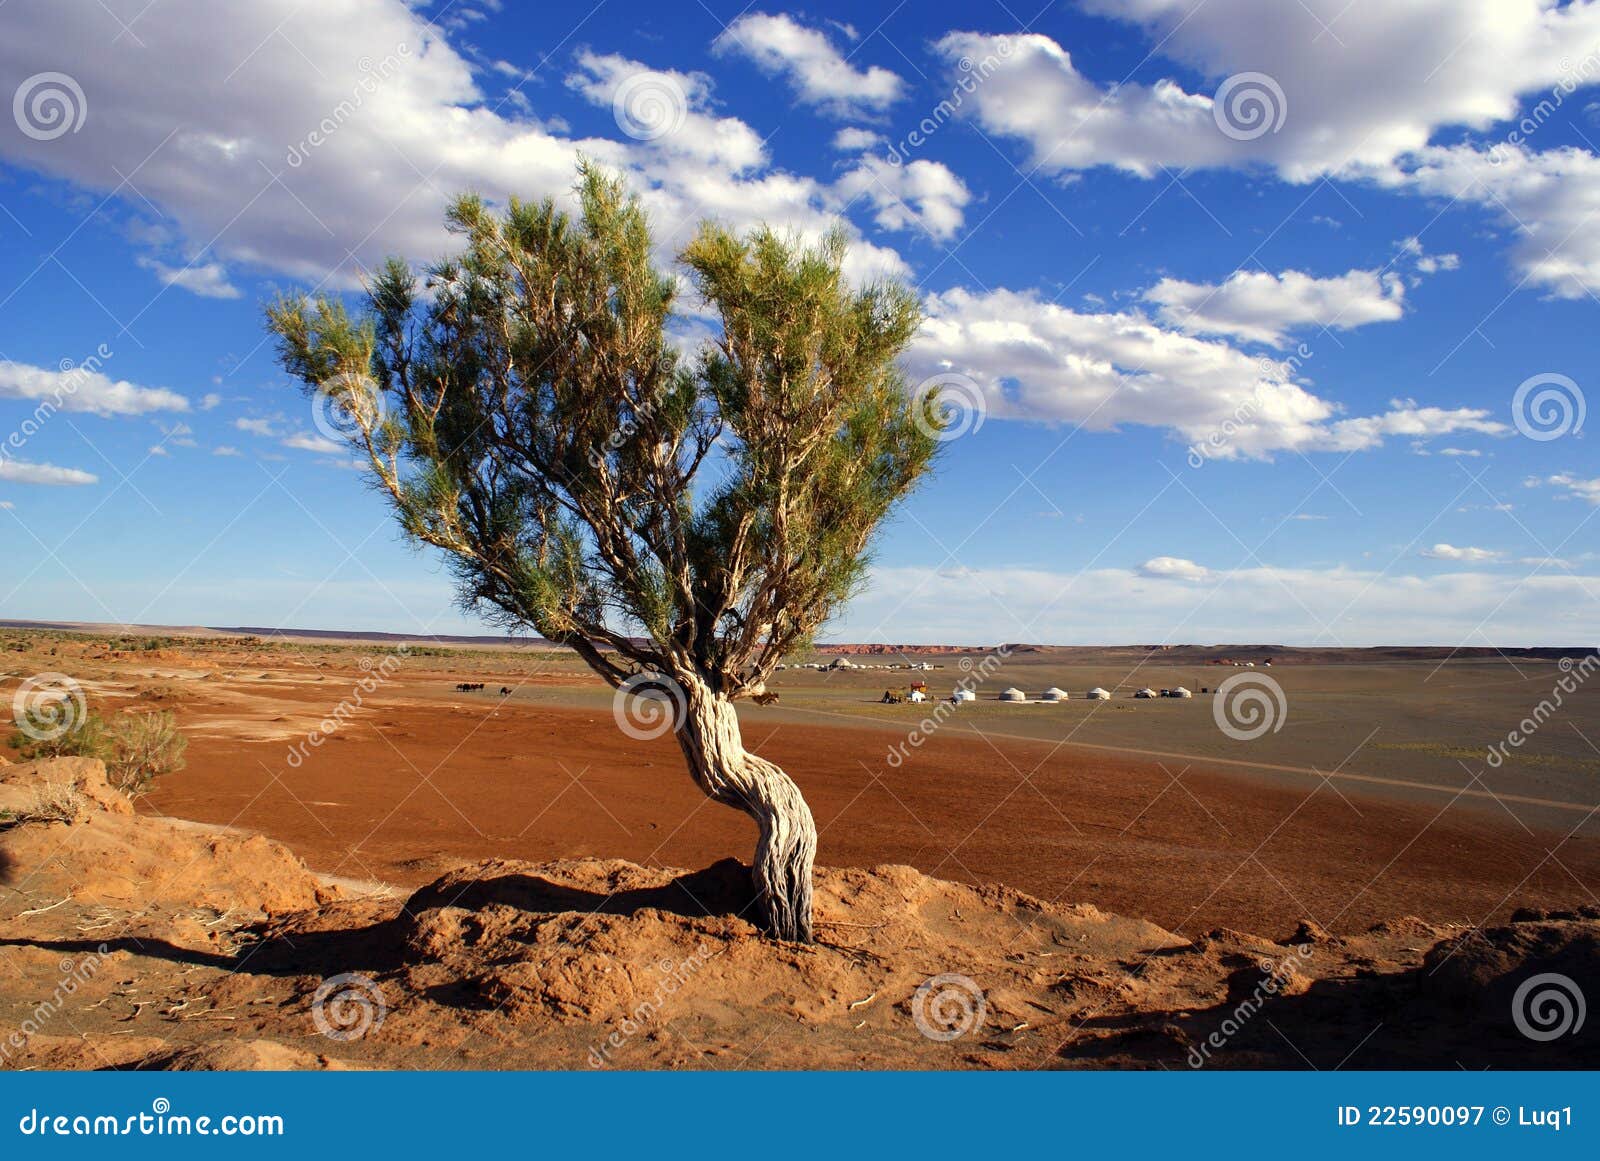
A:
[674,675,816,942]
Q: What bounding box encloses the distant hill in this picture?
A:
[1,620,1591,659]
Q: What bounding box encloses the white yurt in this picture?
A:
[1172,686,1193,698]
[951,688,976,703]
[1039,686,1068,702]
[1085,686,1111,700]
[1135,687,1156,699]
[908,689,927,703]
[999,687,1028,702]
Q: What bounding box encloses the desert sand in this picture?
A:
[1,627,1596,1069]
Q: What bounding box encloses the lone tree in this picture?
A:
[267,165,938,942]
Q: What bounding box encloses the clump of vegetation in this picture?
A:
[104,711,188,793]
[9,708,187,796]
[12,778,87,825]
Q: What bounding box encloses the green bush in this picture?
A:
[9,707,187,795]
[104,711,187,793]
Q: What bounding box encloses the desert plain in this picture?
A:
[1,623,1596,1070]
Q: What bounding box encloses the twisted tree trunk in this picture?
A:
[675,676,816,942]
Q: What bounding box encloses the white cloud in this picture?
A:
[1145,267,1407,347]
[1419,543,1503,562]
[0,0,912,300]
[235,417,277,436]
[200,392,223,410]
[0,360,189,416]
[832,127,883,152]
[1530,472,1600,504]
[1384,144,1600,298]
[911,287,1507,457]
[135,257,242,299]
[934,6,1600,295]
[941,5,1600,181]
[0,460,98,486]
[211,445,242,457]
[834,156,971,240]
[1138,556,1209,581]
[713,13,902,117]
[283,433,345,454]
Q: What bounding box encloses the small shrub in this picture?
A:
[18,778,86,824]
[104,710,187,794]
[9,709,109,764]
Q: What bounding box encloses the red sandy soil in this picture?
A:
[2,756,1596,1071]
[154,682,1600,943]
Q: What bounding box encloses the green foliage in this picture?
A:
[10,710,107,763]
[104,710,188,794]
[267,163,938,696]
[8,708,186,795]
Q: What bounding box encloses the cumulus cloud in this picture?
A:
[0,0,912,301]
[0,460,98,486]
[934,3,1600,295]
[0,360,189,416]
[1384,144,1600,298]
[1419,543,1503,562]
[713,13,902,117]
[940,4,1600,179]
[1145,267,1408,347]
[834,156,971,240]
[911,287,1507,457]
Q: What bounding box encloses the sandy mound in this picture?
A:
[0,756,1595,1070]
[0,758,339,922]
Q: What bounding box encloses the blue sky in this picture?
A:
[0,0,1595,645]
